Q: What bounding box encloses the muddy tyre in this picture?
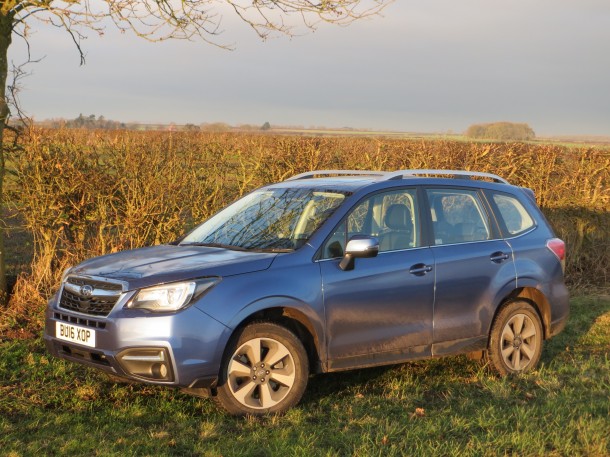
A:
[214,322,309,415]
[488,300,543,376]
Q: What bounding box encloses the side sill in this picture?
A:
[326,344,431,372]
[431,335,488,357]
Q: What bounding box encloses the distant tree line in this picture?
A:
[58,114,127,130]
[38,117,275,132]
[465,122,535,141]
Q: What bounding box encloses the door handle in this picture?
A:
[490,251,510,263]
[409,263,433,276]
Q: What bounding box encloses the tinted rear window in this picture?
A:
[492,192,535,236]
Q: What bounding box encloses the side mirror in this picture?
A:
[339,235,379,271]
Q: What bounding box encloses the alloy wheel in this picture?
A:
[227,337,296,409]
[499,313,539,371]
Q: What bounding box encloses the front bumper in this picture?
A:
[44,294,230,389]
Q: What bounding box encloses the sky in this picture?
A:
[8,0,610,136]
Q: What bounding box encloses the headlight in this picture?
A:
[127,278,220,312]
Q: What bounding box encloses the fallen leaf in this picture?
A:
[410,407,425,419]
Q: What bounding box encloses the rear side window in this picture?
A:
[492,192,535,236]
[426,188,491,245]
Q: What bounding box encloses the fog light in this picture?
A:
[117,348,173,382]
[151,363,168,379]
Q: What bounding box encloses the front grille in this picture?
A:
[58,277,123,317]
[54,312,106,329]
[60,290,117,316]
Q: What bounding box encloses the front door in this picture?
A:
[319,188,435,370]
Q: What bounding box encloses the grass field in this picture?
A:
[1,295,608,457]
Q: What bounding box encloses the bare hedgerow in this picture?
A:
[5,129,609,330]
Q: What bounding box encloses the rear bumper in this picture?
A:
[548,281,570,339]
[549,312,569,338]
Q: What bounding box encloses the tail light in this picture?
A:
[546,238,566,273]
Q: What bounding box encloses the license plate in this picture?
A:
[56,322,96,348]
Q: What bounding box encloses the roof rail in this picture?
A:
[286,170,390,181]
[386,169,509,184]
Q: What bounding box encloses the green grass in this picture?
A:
[1,294,609,456]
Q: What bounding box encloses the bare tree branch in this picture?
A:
[0,0,394,301]
[8,55,40,128]
[9,1,392,49]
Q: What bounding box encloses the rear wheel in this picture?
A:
[488,300,543,375]
[214,322,308,415]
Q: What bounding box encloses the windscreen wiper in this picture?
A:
[179,242,249,252]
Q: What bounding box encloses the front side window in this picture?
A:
[427,188,491,245]
[322,188,420,258]
[492,192,535,236]
[182,188,349,251]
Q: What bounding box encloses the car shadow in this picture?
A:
[541,294,610,364]
[303,364,396,403]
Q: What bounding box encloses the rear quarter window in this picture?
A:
[492,192,535,236]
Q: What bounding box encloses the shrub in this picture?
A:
[465,122,535,141]
[3,129,609,330]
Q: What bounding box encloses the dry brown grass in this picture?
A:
[2,128,609,332]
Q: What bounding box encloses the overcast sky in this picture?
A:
[8,0,610,136]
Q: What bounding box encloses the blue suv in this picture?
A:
[44,169,569,415]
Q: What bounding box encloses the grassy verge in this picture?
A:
[1,294,609,457]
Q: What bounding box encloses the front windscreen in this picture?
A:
[181,188,349,252]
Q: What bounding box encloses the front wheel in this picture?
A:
[488,300,543,375]
[214,322,309,416]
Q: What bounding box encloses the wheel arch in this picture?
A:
[492,286,551,339]
[225,298,324,375]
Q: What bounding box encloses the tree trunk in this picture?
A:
[0,11,13,305]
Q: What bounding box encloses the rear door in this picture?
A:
[425,187,517,355]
